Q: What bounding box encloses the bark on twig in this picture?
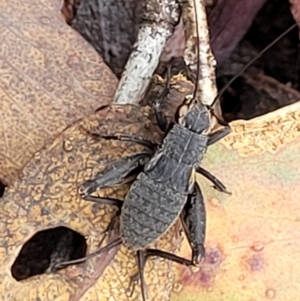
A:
[113,0,180,104]
[181,0,218,106]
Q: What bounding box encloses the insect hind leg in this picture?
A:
[136,250,148,301]
[155,104,170,133]
[144,249,193,266]
[127,251,150,301]
[128,248,193,299]
[51,238,123,270]
[181,182,206,265]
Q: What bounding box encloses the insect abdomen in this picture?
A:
[120,172,186,250]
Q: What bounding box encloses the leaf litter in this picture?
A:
[0,0,300,301]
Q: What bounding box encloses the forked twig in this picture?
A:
[113,0,181,104]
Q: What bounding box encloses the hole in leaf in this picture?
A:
[0,181,6,198]
[11,226,87,281]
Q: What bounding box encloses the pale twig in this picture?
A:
[181,0,218,106]
[113,0,180,104]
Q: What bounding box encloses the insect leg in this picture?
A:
[154,103,169,133]
[154,63,173,133]
[79,152,151,197]
[83,196,123,207]
[52,209,122,272]
[128,248,193,296]
[207,125,231,145]
[144,249,193,266]
[181,182,206,266]
[51,238,123,270]
[89,133,155,150]
[195,166,231,194]
[137,250,148,301]
[84,199,122,239]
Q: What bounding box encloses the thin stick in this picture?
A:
[113,0,181,104]
[181,0,218,106]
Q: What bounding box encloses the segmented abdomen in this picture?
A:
[120,172,186,250]
[120,125,209,250]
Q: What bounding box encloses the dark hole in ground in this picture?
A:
[0,181,6,198]
[217,0,300,121]
[11,226,87,281]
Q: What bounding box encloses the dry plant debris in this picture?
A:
[1,0,300,301]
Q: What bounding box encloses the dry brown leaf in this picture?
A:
[2,52,300,301]
[0,0,117,186]
[3,70,300,301]
[170,101,300,301]
[0,104,184,301]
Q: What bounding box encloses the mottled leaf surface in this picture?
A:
[0,105,183,301]
[0,0,117,185]
[171,101,300,301]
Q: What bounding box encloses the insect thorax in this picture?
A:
[142,124,208,194]
[162,124,208,165]
[178,98,211,134]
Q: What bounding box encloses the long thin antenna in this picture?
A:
[211,23,298,108]
[192,0,201,100]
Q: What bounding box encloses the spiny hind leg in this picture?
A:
[195,166,231,194]
[79,152,151,197]
[52,208,123,271]
[127,251,149,301]
[83,197,123,239]
[51,238,123,271]
[181,182,206,265]
[155,103,170,133]
[128,249,193,298]
[137,250,148,301]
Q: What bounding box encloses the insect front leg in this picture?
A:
[88,133,156,150]
[207,125,231,145]
[154,103,171,133]
[181,182,206,266]
[79,152,151,198]
[154,64,174,133]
